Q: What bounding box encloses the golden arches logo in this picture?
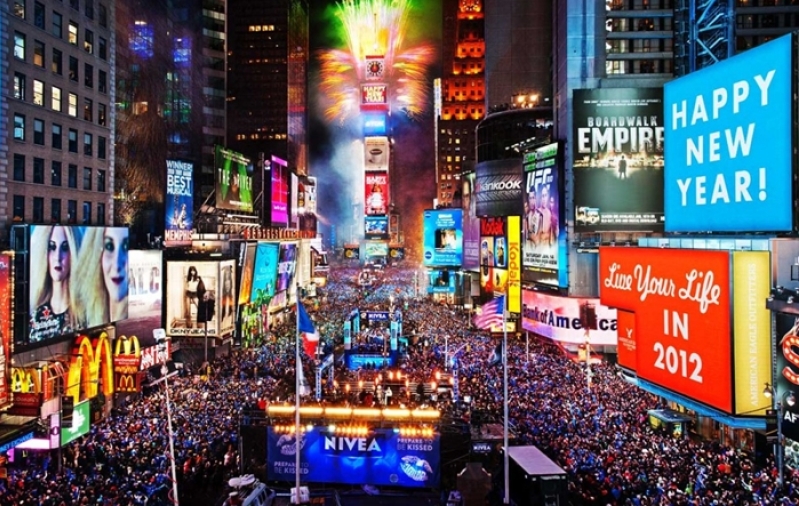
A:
[66,332,115,405]
[114,335,141,357]
[117,374,137,393]
[10,367,40,394]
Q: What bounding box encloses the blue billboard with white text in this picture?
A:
[664,33,793,232]
[165,159,194,247]
[250,243,279,303]
[267,427,440,488]
[422,209,463,267]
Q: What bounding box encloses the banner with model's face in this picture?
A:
[165,159,193,247]
[573,87,665,232]
[116,250,162,348]
[28,226,129,345]
[364,170,390,216]
[215,145,254,213]
[165,260,236,338]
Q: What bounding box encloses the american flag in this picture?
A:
[473,296,505,330]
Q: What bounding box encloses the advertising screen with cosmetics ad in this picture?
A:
[267,427,440,488]
[165,260,236,338]
[664,34,792,233]
[27,226,129,346]
[422,209,463,267]
[573,88,665,232]
[214,146,253,213]
[165,159,194,247]
[116,250,162,348]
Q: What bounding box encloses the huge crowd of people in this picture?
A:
[0,261,797,505]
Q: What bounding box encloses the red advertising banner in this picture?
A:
[365,171,389,216]
[599,247,732,412]
[616,309,636,371]
[0,254,11,410]
[361,83,388,110]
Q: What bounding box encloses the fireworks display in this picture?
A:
[317,0,437,123]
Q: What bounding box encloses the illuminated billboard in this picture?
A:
[60,400,90,446]
[474,159,524,217]
[252,242,280,303]
[364,241,388,258]
[215,146,254,213]
[422,209,463,267]
[271,155,290,227]
[479,218,508,300]
[165,159,193,247]
[600,247,744,412]
[664,34,793,233]
[776,313,799,442]
[364,170,390,216]
[462,172,480,270]
[238,243,256,305]
[364,137,390,171]
[0,254,11,410]
[521,290,617,345]
[573,88,665,232]
[428,269,456,294]
[362,111,388,137]
[361,83,388,110]
[506,216,521,314]
[276,243,297,293]
[365,216,389,240]
[28,226,129,345]
[523,143,566,287]
[303,176,317,215]
[116,250,162,348]
[290,173,300,229]
[267,427,440,488]
[165,260,236,338]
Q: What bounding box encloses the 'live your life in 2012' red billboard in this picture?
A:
[599,247,732,412]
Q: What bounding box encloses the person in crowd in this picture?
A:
[29,225,80,342]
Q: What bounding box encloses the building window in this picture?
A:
[52,123,62,149]
[34,2,45,28]
[67,200,77,223]
[68,22,78,45]
[84,29,93,54]
[84,63,93,88]
[85,0,93,19]
[68,164,78,188]
[13,155,26,181]
[69,56,78,81]
[52,48,63,74]
[51,199,62,223]
[33,157,45,184]
[33,79,44,106]
[51,161,62,186]
[14,114,25,141]
[98,37,106,60]
[68,128,78,152]
[98,70,107,93]
[33,40,45,67]
[83,167,92,190]
[52,11,62,38]
[98,103,106,126]
[14,32,26,60]
[13,73,26,100]
[33,118,44,145]
[13,196,26,222]
[97,169,105,191]
[83,98,93,121]
[82,201,91,224]
[14,0,25,18]
[52,86,62,111]
[33,197,44,223]
[83,132,93,156]
[98,136,107,159]
[68,93,77,116]
[98,4,107,27]
[96,203,105,224]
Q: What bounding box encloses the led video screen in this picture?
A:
[215,146,253,213]
[422,209,463,267]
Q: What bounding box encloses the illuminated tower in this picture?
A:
[435,0,485,209]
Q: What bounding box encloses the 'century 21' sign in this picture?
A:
[599,247,733,413]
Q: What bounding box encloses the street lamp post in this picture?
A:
[764,382,796,489]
